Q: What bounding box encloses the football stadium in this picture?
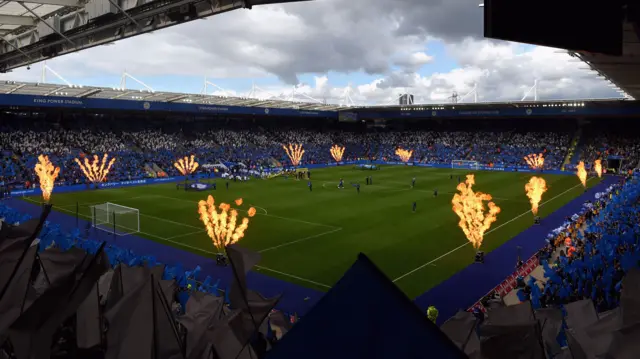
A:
[1,0,640,358]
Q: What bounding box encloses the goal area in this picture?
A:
[451,160,480,170]
[91,202,140,236]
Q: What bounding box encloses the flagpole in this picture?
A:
[0,204,52,301]
[151,274,186,356]
[151,276,159,359]
[226,246,260,359]
[35,252,52,286]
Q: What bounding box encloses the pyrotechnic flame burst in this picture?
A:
[34,155,60,203]
[594,159,603,178]
[330,145,345,162]
[395,148,413,163]
[576,161,588,188]
[174,155,199,176]
[524,153,545,170]
[452,174,501,250]
[283,143,305,166]
[74,154,116,184]
[235,198,243,206]
[525,176,548,216]
[198,195,256,253]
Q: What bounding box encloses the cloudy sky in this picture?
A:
[0,0,623,105]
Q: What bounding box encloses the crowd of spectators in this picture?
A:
[576,130,640,173]
[1,117,638,191]
[516,175,640,314]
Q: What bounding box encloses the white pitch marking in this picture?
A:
[165,229,207,240]
[392,179,595,283]
[155,195,339,229]
[258,227,343,253]
[24,197,216,254]
[254,265,331,288]
[250,205,268,215]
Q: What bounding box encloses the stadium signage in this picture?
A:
[6,93,640,119]
[355,105,640,119]
[11,176,190,196]
[0,94,337,118]
[99,179,147,188]
[33,98,84,105]
[10,161,568,197]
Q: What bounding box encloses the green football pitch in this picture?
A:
[22,166,600,298]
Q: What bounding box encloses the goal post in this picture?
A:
[91,202,140,236]
[451,160,480,170]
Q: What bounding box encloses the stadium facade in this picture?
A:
[2,92,640,120]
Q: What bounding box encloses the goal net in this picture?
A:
[91,202,140,236]
[451,160,480,170]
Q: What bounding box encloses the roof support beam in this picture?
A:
[0,14,35,26]
[7,0,82,6]
[77,88,101,98]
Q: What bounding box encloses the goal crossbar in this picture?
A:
[106,202,138,213]
[451,160,480,170]
[91,202,140,236]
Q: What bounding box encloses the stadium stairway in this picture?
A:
[5,197,323,316]
[561,128,582,171]
[414,175,618,325]
[151,163,164,174]
[144,164,156,177]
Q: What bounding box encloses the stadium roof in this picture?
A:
[0,80,346,111]
[0,0,311,71]
[573,20,640,101]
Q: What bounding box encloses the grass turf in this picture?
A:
[22,166,600,298]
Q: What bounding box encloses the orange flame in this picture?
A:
[525,176,548,216]
[330,145,345,162]
[34,155,60,203]
[452,174,501,250]
[395,148,413,163]
[198,195,256,253]
[576,161,587,188]
[524,153,545,170]
[594,159,602,178]
[283,143,305,166]
[74,154,116,184]
[174,155,199,176]
[235,198,243,206]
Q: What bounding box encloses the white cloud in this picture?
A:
[0,0,619,105]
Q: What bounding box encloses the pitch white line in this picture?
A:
[55,195,160,209]
[23,197,216,254]
[155,194,338,229]
[55,195,203,231]
[250,205,268,215]
[258,227,343,253]
[138,212,202,231]
[254,265,331,288]
[262,213,339,229]
[392,178,595,283]
[26,198,334,288]
[166,229,207,240]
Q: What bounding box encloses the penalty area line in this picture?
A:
[254,265,331,289]
[23,197,216,256]
[392,178,594,283]
[258,227,343,253]
[156,195,337,229]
